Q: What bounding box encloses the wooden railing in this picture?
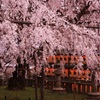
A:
[44,67,93,93]
[45,77,100,93]
[45,77,93,93]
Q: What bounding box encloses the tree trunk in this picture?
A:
[92,71,98,92]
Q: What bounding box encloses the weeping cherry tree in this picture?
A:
[0,0,100,93]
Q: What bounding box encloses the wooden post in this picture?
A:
[40,66,44,100]
[5,96,6,100]
[29,97,31,100]
[74,82,76,100]
[35,74,38,100]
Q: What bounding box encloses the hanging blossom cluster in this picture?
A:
[48,0,100,26]
[0,0,100,71]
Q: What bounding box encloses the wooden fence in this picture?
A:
[45,77,100,93]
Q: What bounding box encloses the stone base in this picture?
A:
[52,87,65,92]
[87,92,100,100]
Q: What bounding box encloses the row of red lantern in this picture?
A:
[47,55,87,64]
[44,68,91,81]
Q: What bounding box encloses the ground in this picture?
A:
[0,86,86,100]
